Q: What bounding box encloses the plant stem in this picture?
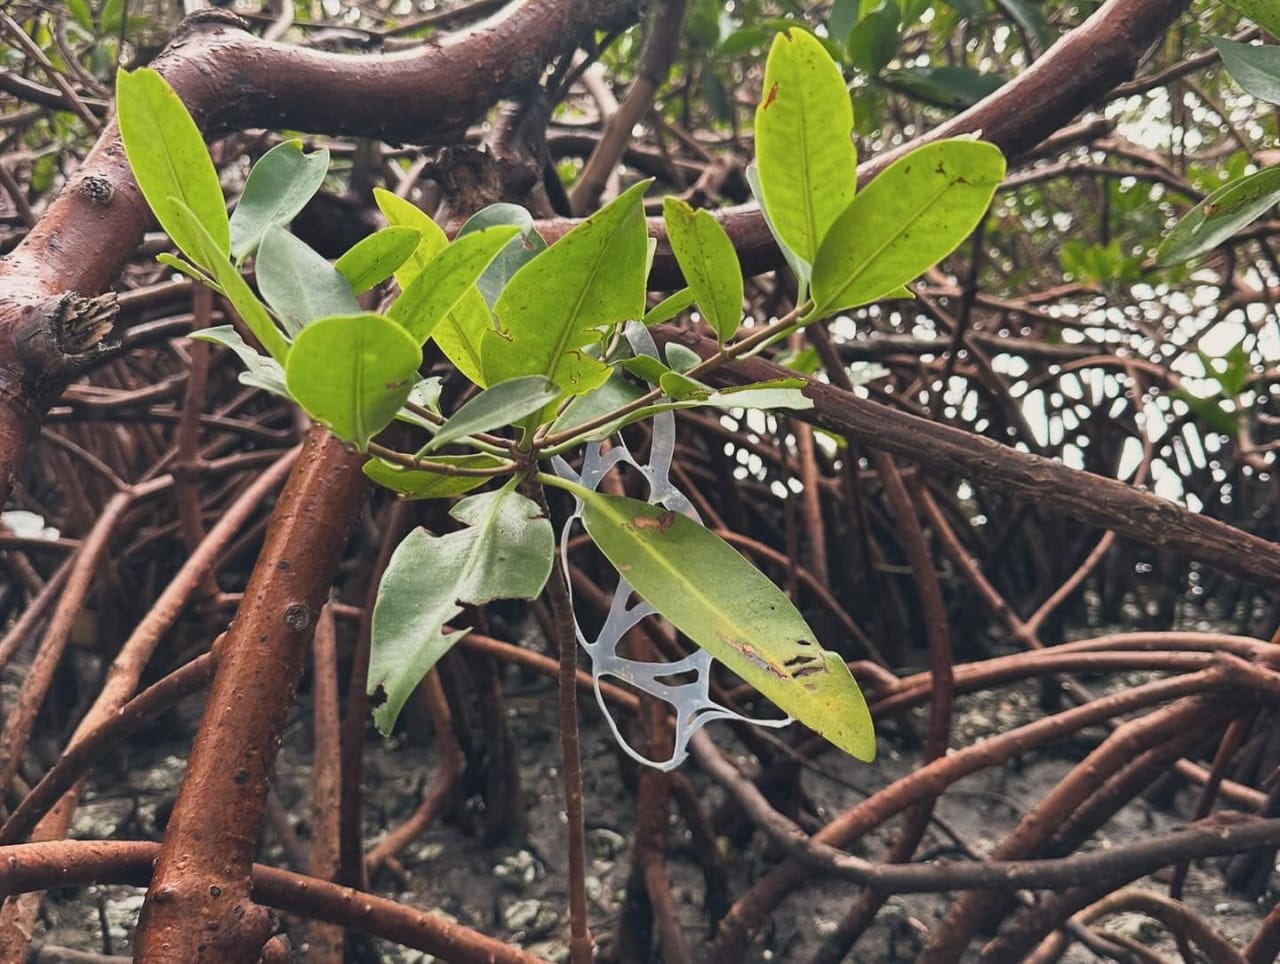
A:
[365,441,516,476]
[536,301,811,450]
[528,479,593,964]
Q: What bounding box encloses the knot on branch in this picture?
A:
[14,291,120,403]
[176,8,251,36]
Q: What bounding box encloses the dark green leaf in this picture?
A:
[578,492,874,761]
[284,313,422,450]
[117,67,229,265]
[879,65,1004,109]
[1212,38,1280,106]
[1156,165,1280,265]
[940,0,988,18]
[719,25,771,58]
[368,489,553,733]
[810,139,1005,315]
[256,226,360,333]
[1172,389,1237,436]
[424,375,559,453]
[663,198,744,342]
[994,0,1052,51]
[100,0,124,34]
[229,140,330,261]
[829,0,861,44]
[846,1,900,75]
[335,226,421,293]
[549,373,648,440]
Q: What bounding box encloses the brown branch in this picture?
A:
[0,840,546,964]
[651,325,1280,589]
[132,427,367,962]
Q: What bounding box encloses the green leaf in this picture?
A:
[549,373,648,440]
[157,253,216,286]
[1197,339,1252,399]
[994,0,1052,51]
[434,291,493,388]
[256,226,360,334]
[746,163,813,294]
[372,190,496,383]
[483,180,651,394]
[424,375,559,453]
[577,493,874,761]
[663,198,744,342]
[754,28,858,268]
[373,188,448,287]
[66,0,94,31]
[190,325,288,398]
[284,313,422,450]
[846,0,901,75]
[394,377,443,431]
[100,0,124,32]
[621,354,676,386]
[389,226,520,344]
[1221,0,1280,38]
[880,65,1004,109]
[117,68,229,265]
[1212,38,1280,106]
[229,140,330,262]
[939,0,987,20]
[456,203,547,307]
[362,453,504,499]
[335,226,421,293]
[552,380,812,445]
[665,343,702,373]
[368,489,554,733]
[643,288,695,326]
[829,0,861,44]
[660,371,711,399]
[1156,165,1280,266]
[810,138,1005,316]
[1172,388,1237,437]
[719,25,771,58]
[167,200,291,363]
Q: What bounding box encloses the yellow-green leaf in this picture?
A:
[373,188,448,288]
[810,139,1004,316]
[754,29,857,267]
[579,492,875,761]
[482,180,651,394]
[663,198,744,342]
[117,67,229,265]
[284,313,422,451]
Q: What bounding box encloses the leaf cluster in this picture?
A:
[116,30,1005,767]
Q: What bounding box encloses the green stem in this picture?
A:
[365,442,516,477]
[535,300,811,451]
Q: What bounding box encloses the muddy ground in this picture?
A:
[28,658,1273,963]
